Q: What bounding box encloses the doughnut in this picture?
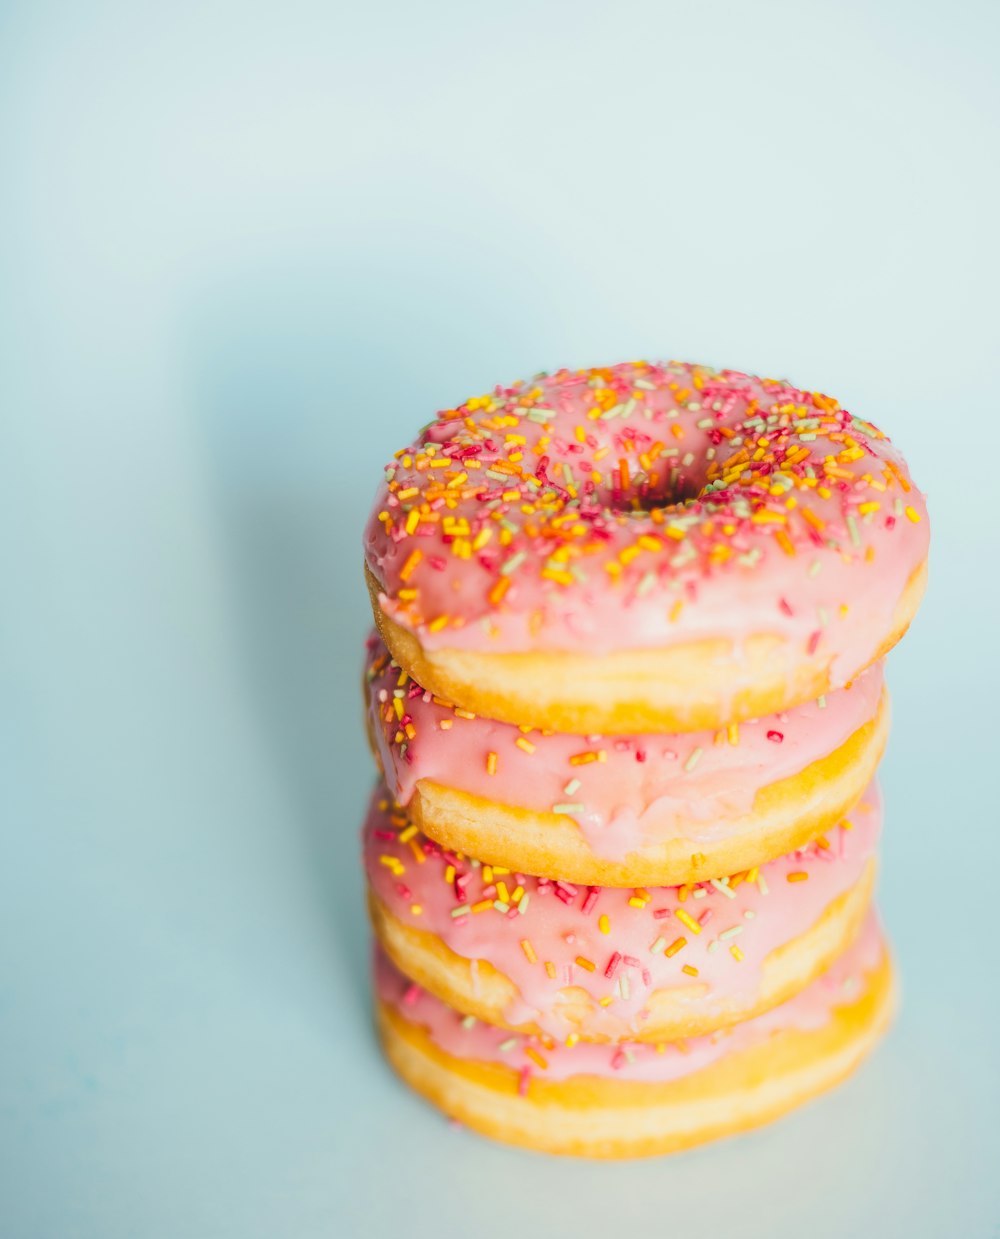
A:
[364,360,928,733]
[364,784,880,1044]
[366,633,888,886]
[374,915,895,1158]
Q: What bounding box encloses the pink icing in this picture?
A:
[363,362,928,689]
[365,784,880,1040]
[376,912,886,1085]
[366,633,884,859]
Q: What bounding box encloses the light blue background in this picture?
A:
[2,2,998,1236]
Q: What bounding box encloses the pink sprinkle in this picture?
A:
[653,907,672,919]
[581,888,600,914]
[518,1067,531,1097]
[642,969,652,987]
[623,955,640,968]
[605,951,622,980]
[635,750,647,763]
[806,630,821,655]
[778,597,794,616]
[428,556,447,571]
[402,984,421,1007]
[506,907,520,919]
[611,1049,626,1071]
[767,730,784,743]
[698,909,713,926]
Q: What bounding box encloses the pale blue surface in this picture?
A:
[2,2,999,1236]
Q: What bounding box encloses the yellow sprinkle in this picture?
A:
[575,956,596,972]
[598,915,611,935]
[444,865,456,884]
[404,508,421,535]
[398,824,418,844]
[905,505,921,523]
[678,884,690,903]
[730,945,744,962]
[511,885,524,904]
[727,722,739,746]
[544,961,557,979]
[486,751,498,775]
[681,964,699,977]
[410,904,423,916]
[520,939,538,964]
[515,737,536,755]
[565,1033,580,1047]
[628,897,647,909]
[482,866,493,884]
[675,909,702,935]
[496,881,509,904]
[427,615,449,633]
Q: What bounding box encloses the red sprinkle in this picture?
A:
[767,730,784,743]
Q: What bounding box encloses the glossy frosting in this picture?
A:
[365,783,880,1039]
[366,633,884,857]
[376,913,885,1085]
[364,361,928,681]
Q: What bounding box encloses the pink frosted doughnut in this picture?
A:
[374,915,894,1158]
[364,360,928,732]
[365,633,887,886]
[364,783,880,1044]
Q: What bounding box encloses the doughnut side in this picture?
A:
[367,558,926,734]
[400,688,888,887]
[369,856,875,1043]
[375,937,895,1159]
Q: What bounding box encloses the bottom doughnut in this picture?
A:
[375,915,894,1159]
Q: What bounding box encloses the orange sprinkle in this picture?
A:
[486,751,498,776]
[681,965,699,977]
[787,871,809,883]
[575,956,596,972]
[665,937,687,958]
[399,548,423,581]
[524,1047,548,1070]
[489,576,511,605]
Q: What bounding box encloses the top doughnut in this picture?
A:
[364,360,928,733]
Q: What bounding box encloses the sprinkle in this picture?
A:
[544,961,556,979]
[648,937,666,955]
[553,803,584,815]
[905,505,921,523]
[399,549,423,581]
[719,926,744,941]
[598,915,611,935]
[710,878,737,900]
[605,950,623,977]
[575,955,596,972]
[450,906,470,919]
[500,551,527,576]
[486,751,498,775]
[524,1047,548,1070]
[730,945,744,962]
[681,965,699,977]
[684,747,703,772]
[665,937,687,958]
[498,1037,518,1052]
[787,871,809,883]
[767,730,784,743]
[520,939,538,964]
[471,898,493,913]
[515,737,536,755]
[675,909,701,935]
[563,778,582,796]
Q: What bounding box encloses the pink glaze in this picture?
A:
[376,912,886,1085]
[366,633,884,859]
[365,784,881,1040]
[364,362,928,687]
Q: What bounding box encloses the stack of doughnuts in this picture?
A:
[360,360,928,1158]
